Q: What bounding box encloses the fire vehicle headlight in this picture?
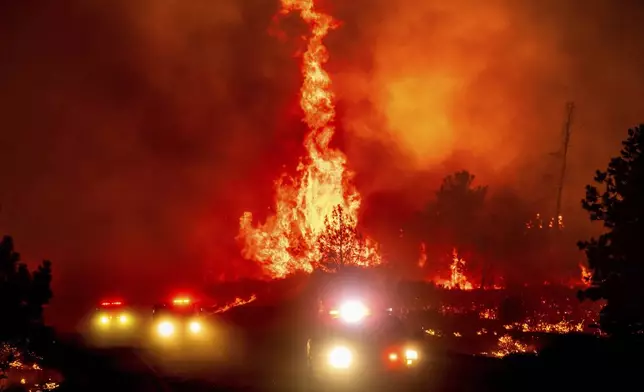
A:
[328,346,352,369]
[405,349,419,360]
[189,321,202,333]
[99,315,109,325]
[338,300,368,323]
[118,314,129,324]
[157,321,175,337]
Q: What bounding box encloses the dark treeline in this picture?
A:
[577,125,644,335]
[359,124,644,336]
[0,235,53,341]
[366,169,581,287]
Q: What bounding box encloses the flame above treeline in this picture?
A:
[237,0,380,278]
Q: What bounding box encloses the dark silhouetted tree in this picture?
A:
[577,125,644,335]
[420,171,488,280]
[0,236,53,340]
[435,171,488,218]
[498,295,525,325]
[317,205,379,273]
[479,189,551,286]
[431,171,488,246]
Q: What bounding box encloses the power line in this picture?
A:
[555,102,574,229]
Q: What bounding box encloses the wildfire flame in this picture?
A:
[491,335,533,358]
[214,294,257,314]
[436,249,474,290]
[579,263,592,286]
[418,242,427,268]
[238,0,380,277]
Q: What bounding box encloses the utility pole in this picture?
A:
[555,102,574,229]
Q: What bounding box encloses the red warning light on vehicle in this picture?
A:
[100,301,123,306]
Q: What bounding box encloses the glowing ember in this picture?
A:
[479,308,497,320]
[490,335,533,358]
[424,329,441,337]
[237,0,380,277]
[556,214,564,228]
[504,320,584,334]
[214,294,257,313]
[526,213,564,230]
[1,344,61,390]
[435,249,473,290]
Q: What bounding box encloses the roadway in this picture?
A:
[50,329,510,392]
[49,309,630,392]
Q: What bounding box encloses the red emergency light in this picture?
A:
[100,301,123,306]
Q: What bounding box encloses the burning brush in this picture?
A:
[1,343,61,390]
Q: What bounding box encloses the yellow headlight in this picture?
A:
[119,314,128,324]
[189,321,202,333]
[157,321,175,337]
[328,346,352,369]
[99,315,109,325]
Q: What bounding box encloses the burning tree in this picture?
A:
[443,249,473,290]
[578,125,644,335]
[237,0,380,277]
[317,205,380,273]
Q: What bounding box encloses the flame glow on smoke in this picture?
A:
[238,0,380,277]
[418,242,427,268]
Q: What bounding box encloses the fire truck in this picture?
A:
[307,292,424,385]
[150,297,211,346]
[90,300,136,344]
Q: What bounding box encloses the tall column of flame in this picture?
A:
[237,0,379,277]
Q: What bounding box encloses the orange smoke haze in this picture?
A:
[330,0,644,211]
[1,0,644,325]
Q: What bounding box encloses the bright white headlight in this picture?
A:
[157,321,175,337]
[405,349,419,360]
[328,346,352,369]
[338,300,368,323]
[189,321,202,333]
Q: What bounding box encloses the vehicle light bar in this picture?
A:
[329,300,370,323]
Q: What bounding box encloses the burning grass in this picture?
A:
[203,264,603,361]
[403,284,602,358]
[1,343,61,390]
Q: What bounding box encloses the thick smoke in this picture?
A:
[1,0,643,323]
[331,0,644,208]
[0,0,297,321]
